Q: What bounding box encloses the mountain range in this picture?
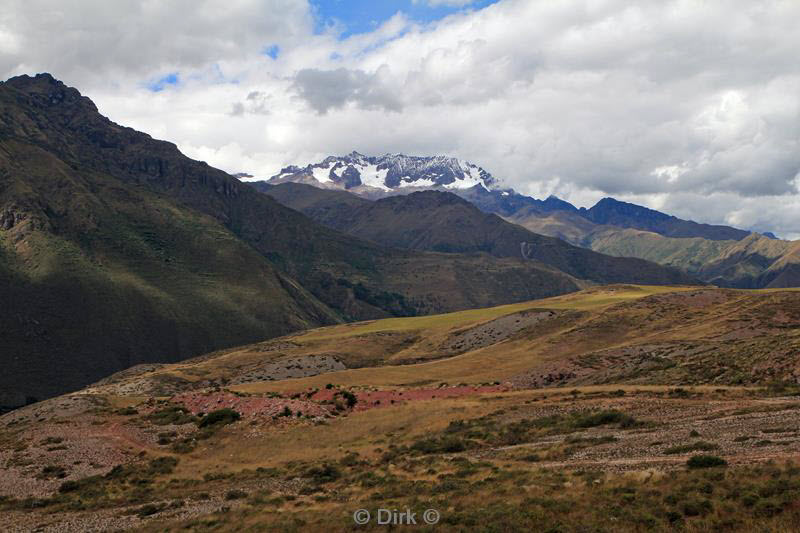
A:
[262,153,799,288]
[268,151,497,198]
[256,182,694,287]
[0,74,693,408]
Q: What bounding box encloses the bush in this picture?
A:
[40,465,67,479]
[334,390,358,409]
[686,455,727,469]
[148,456,179,475]
[411,436,467,454]
[753,498,783,517]
[197,408,241,428]
[148,405,197,426]
[171,440,195,454]
[225,489,248,500]
[58,480,80,493]
[306,463,341,483]
[574,410,638,429]
[340,452,361,466]
[681,497,713,516]
[135,503,163,517]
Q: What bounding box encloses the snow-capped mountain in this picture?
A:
[267,152,502,198]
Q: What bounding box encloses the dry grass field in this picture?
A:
[3,285,800,531]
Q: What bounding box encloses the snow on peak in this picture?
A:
[268,152,500,196]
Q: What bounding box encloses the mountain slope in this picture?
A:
[1,74,589,317]
[261,182,698,286]
[0,74,594,406]
[580,197,750,241]
[507,210,800,289]
[0,137,339,408]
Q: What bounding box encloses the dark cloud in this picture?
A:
[292,67,403,113]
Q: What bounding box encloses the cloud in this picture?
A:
[292,67,403,113]
[1,0,799,236]
[0,0,311,84]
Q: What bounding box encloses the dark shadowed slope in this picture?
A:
[581,197,750,240]
[0,77,344,407]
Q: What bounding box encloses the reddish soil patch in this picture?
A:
[170,392,328,418]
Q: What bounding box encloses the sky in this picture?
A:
[1,0,798,238]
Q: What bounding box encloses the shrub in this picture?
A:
[225,489,248,500]
[681,497,713,517]
[171,440,195,454]
[340,452,361,466]
[58,480,80,493]
[197,408,241,428]
[574,410,638,429]
[411,436,467,454]
[40,465,67,479]
[753,498,783,517]
[135,503,163,517]
[686,455,727,469]
[148,456,179,475]
[334,390,358,408]
[148,406,197,426]
[306,463,341,483]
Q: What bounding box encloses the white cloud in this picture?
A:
[1,0,799,237]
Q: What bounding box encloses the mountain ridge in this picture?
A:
[260,182,699,287]
[262,152,755,241]
[260,152,798,288]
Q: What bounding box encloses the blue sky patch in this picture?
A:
[146,72,179,92]
[310,0,500,38]
[263,44,280,59]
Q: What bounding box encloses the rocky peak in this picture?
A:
[3,72,98,112]
[268,152,500,197]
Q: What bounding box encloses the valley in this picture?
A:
[3,285,800,531]
[0,74,697,408]
[2,2,797,531]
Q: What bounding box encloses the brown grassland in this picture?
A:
[2,285,800,531]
